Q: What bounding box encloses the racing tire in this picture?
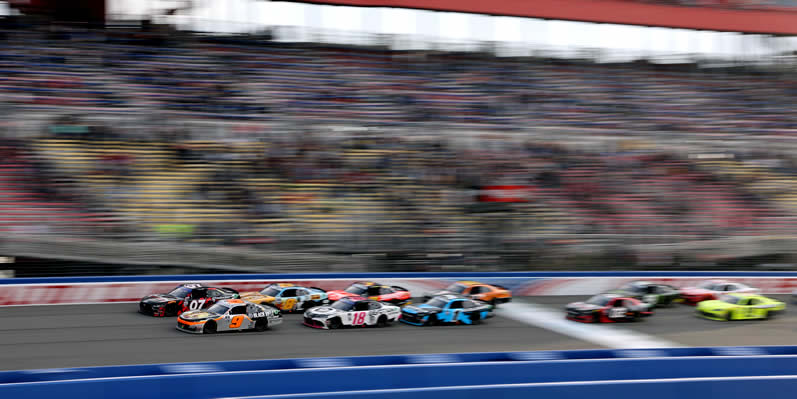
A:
[424,315,438,327]
[203,321,217,334]
[725,311,734,321]
[592,313,601,323]
[377,315,389,328]
[489,299,498,307]
[328,317,342,330]
[254,319,268,332]
[471,314,483,325]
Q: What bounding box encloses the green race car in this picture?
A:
[696,293,785,321]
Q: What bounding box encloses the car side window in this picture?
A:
[231,306,247,315]
[295,289,308,297]
[738,298,749,306]
[463,300,478,309]
[749,298,760,306]
[354,302,369,311]
[208,290,222,298]
[367,286,381,296]
[612,300,625,307]
[379,287,393,295]
[367,301,381,310]
[448,300,463,309]
[281,289,297,297]
[471,286,486,294]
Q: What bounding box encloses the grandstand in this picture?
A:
[0,1,794,273]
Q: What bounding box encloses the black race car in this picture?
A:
[607,281,680,308]
[139,283,239,317]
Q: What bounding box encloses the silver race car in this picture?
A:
[303,297,400,329]
[177,299,282,334]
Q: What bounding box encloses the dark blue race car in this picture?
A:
[400,294,493,326]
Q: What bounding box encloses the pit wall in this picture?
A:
[2,271,797,305]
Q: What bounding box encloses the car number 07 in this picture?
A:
[188,299,207,310]
[352,311,367,325]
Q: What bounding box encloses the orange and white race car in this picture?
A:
[424,281,512,306]
[177,299,282,334]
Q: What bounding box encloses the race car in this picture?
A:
[326,281,411,305]
[679,279,760,305]
[696,293,785,321]
[139,283,240,317]
[607,281,680,307]
[177,299,282,334]
[400,294,493,326]
[302,296,401,329]
[566,294,652,323]
[239,283,329,312]
[424,281,512,306]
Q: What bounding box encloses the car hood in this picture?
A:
[241,293,275,303]
[403,305,441,314]
[327,291,356,300]
[697,300,735,310]
[179,310,219,321]
[305,306,337,317]
[141,294,179,304]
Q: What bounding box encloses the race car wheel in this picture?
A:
[254,319,268,332]
[328,318,342,330]
[592,313,601,323]
[725,311,734,321]
[204,321,217,334]
[377,315,389,328]
[423,315,438,326]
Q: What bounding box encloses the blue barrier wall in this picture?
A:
[3,347,797,399]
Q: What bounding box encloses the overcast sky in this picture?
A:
[7,0,796,60]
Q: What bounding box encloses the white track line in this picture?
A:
[497,302,681,349]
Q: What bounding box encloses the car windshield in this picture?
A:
[719,295,740,304]
[331,300,355,311]
[445,283,467,294]
[167,286,192,298]
[344,284,367,295]
[697,281,718,290]
[425,298,448,308]
[586,295,610,306]
[260,286,282,296]
[621,283,644,293]
[207,303,230,314]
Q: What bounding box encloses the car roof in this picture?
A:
[435,294,464,301]
[273,283,296,288]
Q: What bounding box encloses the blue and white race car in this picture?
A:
[400,294,493,326]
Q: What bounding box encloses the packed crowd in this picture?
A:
[0,24,794,264]
[0,24,794,135]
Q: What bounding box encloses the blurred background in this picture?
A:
[0,0,795,276]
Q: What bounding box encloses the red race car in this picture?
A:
[566,294,652,323]
[326,281,411,306]
[679,279,759,305]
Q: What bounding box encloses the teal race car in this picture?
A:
[696,293,785,321]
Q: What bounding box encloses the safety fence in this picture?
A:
[2,346,797,398]
[3,271,797,305]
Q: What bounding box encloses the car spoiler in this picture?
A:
[308,286,327,293]
[391,286,409,292]
[491,284,510,291]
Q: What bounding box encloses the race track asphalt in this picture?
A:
[1,295,795,371]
